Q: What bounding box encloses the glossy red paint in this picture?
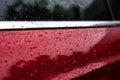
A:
[0,27,120,80]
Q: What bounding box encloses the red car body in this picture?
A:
[0,27,120,80]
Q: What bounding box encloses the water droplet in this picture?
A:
[0,42,6,47]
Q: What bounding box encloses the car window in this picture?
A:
[0,0,114,21]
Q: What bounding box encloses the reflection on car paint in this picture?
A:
[0,27,120,80]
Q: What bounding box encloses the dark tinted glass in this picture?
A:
[109,0,120,20]
[0,0,116,21]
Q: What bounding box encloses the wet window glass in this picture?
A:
[0,0,118,21]
[109,0,120,20]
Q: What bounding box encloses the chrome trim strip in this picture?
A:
[0,21,120,29]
